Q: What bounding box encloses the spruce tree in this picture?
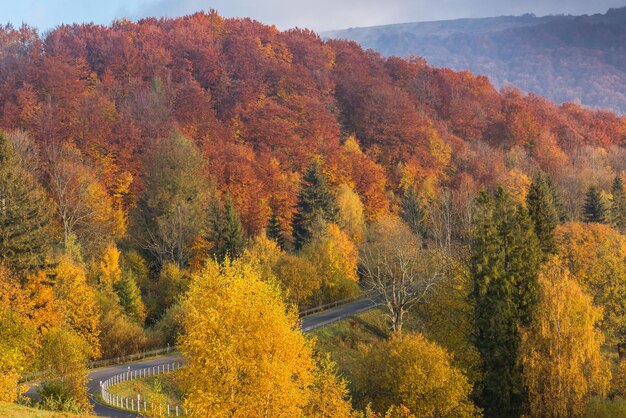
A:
[526,172,558,257]
[471,187,541,417]
[611,175,626,231]
[267,207,286,250]
[583,186,606,223]
[0,132,53,272]
[291,161,338,250]
[207,195,246,262]
[400,186,427,239]
[114,270,146,323]
[545,176,567,223]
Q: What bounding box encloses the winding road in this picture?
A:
[26,296,380,417]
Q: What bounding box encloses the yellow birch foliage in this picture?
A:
[179,259,315,417]
[521,256,610,417]
[39,327,92,412]
[301,223,359,303]
[241,235,283,281]
[22,271,62,336]
[354,333,480,418]
[555,223,626,347]
[503,168,531,204]
[243,236,323,307]
[304,353,354,418]
[98,245,122,289]
[0,265,36,402]
[274,254,320,306]
[336,184,366,243]
[53,255,102,359]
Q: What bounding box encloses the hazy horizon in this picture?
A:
[1,0,626,33]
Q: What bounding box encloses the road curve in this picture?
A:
[29,296,379,417]
[301,297,379,332]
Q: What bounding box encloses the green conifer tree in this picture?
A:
[0,132,53,272]
[207,195,246,262]
[471,187,541,417]
[114,270,146,323]
[583,186,606,223]
[545,176,567,223]
[526,172,559,257]
[267,207,286,250]
[611,175,626,231]
[291,161,338,250]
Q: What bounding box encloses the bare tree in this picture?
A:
[45,141,124,257]
[360,217,442,334]
[428,189,454,259]
[129,133,210,268]
[135,201,202,267]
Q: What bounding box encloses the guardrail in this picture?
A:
[96,296,381,413]
[24,295,379,382]
[298,290,376,317]
[89,345,175,369]
[100,361,187,416]
[20,346,176,383]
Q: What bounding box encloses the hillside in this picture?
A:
[325,7,626,114]
[4,10,626,417]
[1,11,625,233]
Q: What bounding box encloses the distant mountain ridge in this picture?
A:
[324,7,626,114]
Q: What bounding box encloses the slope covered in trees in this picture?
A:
[3,10,626,416]
[325,7,626,114]
[1,11,625,232]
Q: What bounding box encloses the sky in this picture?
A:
[1,0,626,32]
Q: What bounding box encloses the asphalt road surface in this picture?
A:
[300,297,379,332]
[27,296,380,417]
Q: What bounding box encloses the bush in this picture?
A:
[37,381,85,413]
[99,309,149,358]
[38,328,91,413]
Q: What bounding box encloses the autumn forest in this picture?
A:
[2,9,626,418]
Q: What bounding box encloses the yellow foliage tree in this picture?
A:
[503,168,531,204]
[521,256,611,417]
[241,235,283,281]
[53,255,102,359]
[98,245,122,289]
[179,259,353,417]
[24,271,62,333]
[0,265,36,402]
[180,259,315,417]
[415,258,482,384]
[301,222,359,305]
[336,184,366,243]
[38,327,92,412]
[555,222,626,349]
[243,235,324,308]
[274,254,320,307]
[305,353,354,418]
[354,333,480,418]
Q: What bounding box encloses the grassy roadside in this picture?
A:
[308,308,391,380]
[105,372,184,408]
[0,402,95,417]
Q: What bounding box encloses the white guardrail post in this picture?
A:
[100,361,187,415]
